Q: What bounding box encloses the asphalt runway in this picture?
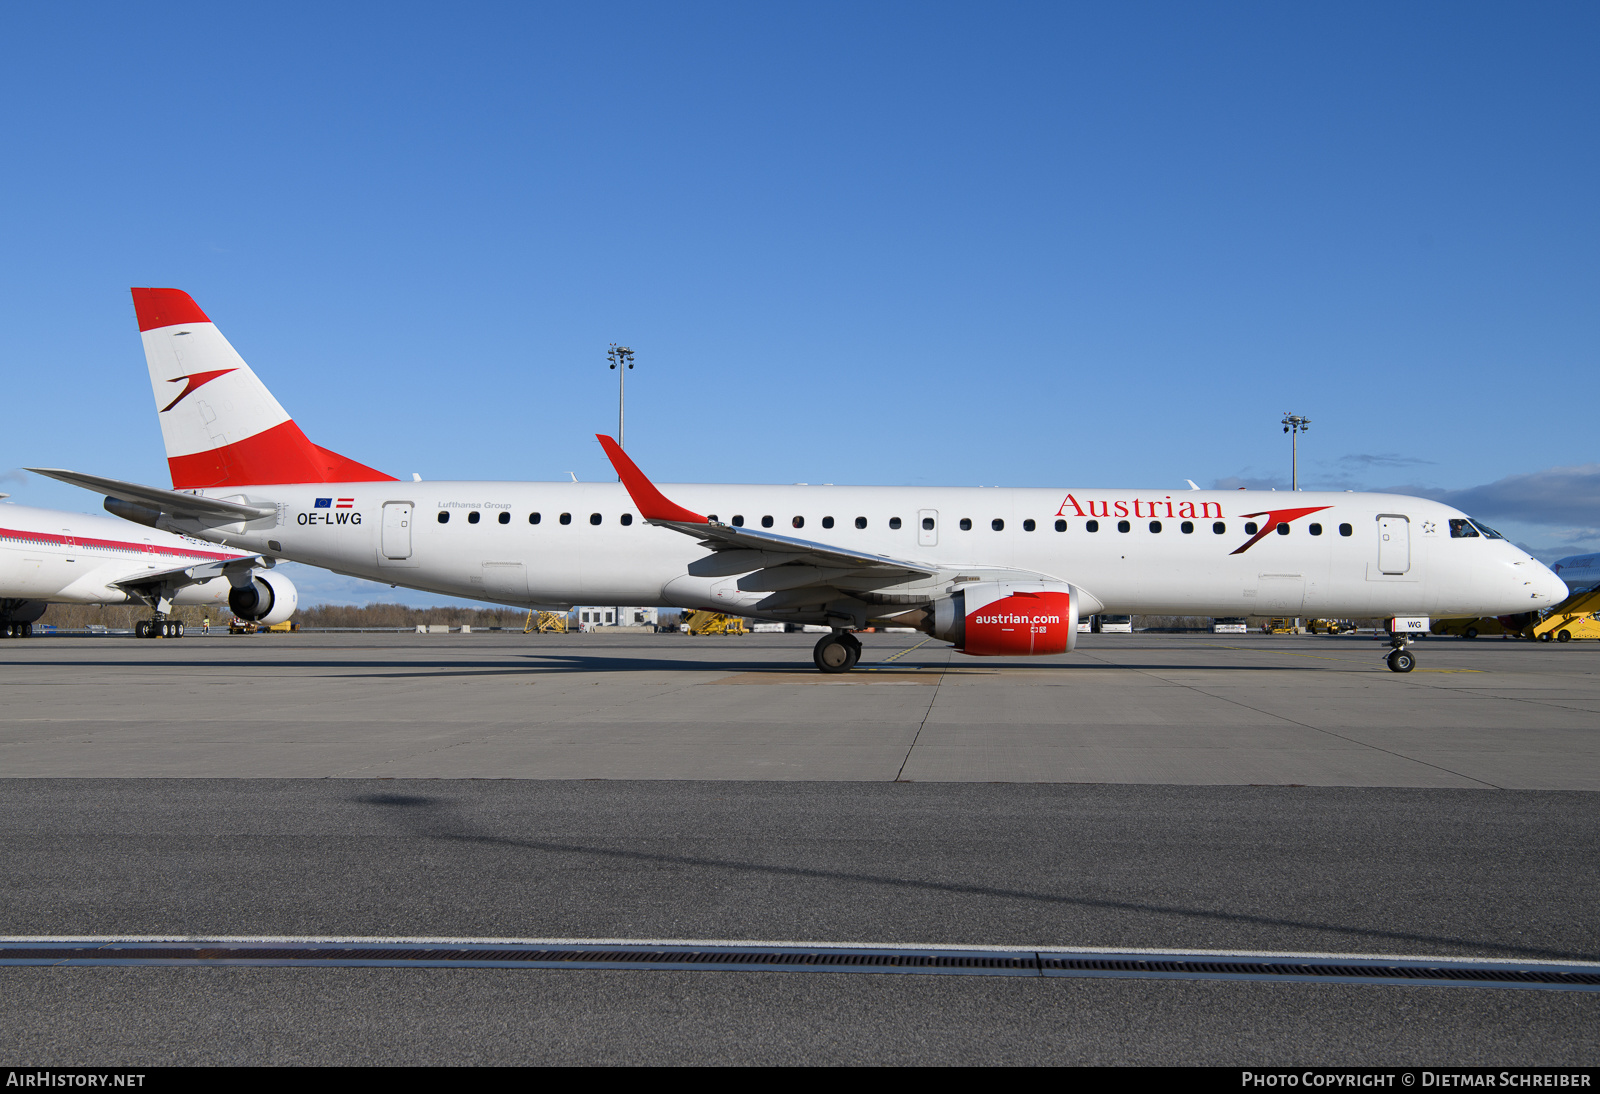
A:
[1,631,1597,1064]
[2,631,1598,786]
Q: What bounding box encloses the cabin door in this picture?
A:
[382,502,413,560]
[1377,515,1410,575]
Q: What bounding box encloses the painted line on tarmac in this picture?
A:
[2,938,1595,991]
[1218,644,1484,671]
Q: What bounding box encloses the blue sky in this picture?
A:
[2,2,1596,605]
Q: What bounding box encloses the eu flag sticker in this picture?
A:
[314,498,332,509]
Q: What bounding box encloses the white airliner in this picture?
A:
[0,498,296,638]
[1551,552,1600,595]
[33,288,1567,672]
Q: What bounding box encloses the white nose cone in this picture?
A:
[1530,565,1569,605]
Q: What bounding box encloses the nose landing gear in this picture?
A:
[1385,635,1416,673]
[813,631,861,673]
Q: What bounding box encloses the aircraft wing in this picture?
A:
[596,435,936,586]
[111,554,272,597]
[26,468,275,522]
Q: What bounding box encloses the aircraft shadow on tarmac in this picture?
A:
[347,790,1595,963]
[5,652,1356,677]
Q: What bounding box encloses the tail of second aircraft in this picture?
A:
[131,288,395,490]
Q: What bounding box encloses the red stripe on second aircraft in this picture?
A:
[0,526,241,562]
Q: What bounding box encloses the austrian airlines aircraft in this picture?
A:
[0,498,295,638]
[34,288,1567,672]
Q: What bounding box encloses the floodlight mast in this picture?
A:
[1282,413,1311,491]
[607,344,635,451]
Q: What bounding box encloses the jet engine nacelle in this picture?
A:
[931,581,1078,656]
[228,571,298,626]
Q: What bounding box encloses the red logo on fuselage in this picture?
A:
[1230,506,1332,555]
[161,369,238,413]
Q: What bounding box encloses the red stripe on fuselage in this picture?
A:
[0,526,241,562]
[168,419,397,490]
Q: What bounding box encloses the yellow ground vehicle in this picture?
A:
[1432,617,1513,639]
[1307,619,1355,635]
[684,611,748,636]
[524,610,568,634]
[1261,618,1297,635]
[1526,587,1600,643]
[229,619,297,634]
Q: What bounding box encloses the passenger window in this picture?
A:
[706,515,717,523]
[529,512,540,524]
[1339,523,1353,537]
[1245,522,1258,535]
[1086,520,1099,532]
[732,515,744,527]
[590,513,602,525]
[498,511,510,524]
[438,511,450,524]
[621,513,633,526]
[1054,519,1067,532]
[889,517,902,530]
[1308,523,1321,536]
[1213,522,1225,534]
[1181,521,1193,534]
[762,516,774,528]
[1449,519,1479,538]
[923,517,936,531]
[1149,521,1161,533]
[959,518,972,531]
[792,516,805,529]
[468,511,481,524]
[822,516,834,529]
[1276,523,1289,535]
[1117,520,1130,533]
[991,518,1003,531]
[560,513,572,525]
[855,517,867,529]
[1023,519,1035,532]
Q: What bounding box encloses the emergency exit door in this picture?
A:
[1377,515,1410,574]
[382,502,413,560]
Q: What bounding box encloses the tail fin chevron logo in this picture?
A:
[1230,506,1333,555]
[160,369,238,413]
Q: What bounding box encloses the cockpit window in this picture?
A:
[1470,519,1505,540]
[1449,519,1479,538]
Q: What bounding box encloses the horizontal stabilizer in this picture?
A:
[26,468,275,522]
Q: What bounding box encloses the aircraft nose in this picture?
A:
[1529,566,1569,606]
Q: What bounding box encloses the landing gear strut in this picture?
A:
[814,631,861,674]
[1385,635,1415,673]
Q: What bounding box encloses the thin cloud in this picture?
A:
[1213,475,1288,491]
[1386,464,1600,527]
[1339,453,1435,468]
[0,468,28,486]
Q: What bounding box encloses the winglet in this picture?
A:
[595,435,708,524]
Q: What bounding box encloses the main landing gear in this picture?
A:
[135,618,184,639]
[1,622,32,638]
[813,631,862,674]
[1385,635,1416,673]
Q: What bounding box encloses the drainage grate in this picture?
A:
[2,942,1596,991]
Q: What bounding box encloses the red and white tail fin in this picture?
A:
[132,288,395,490]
